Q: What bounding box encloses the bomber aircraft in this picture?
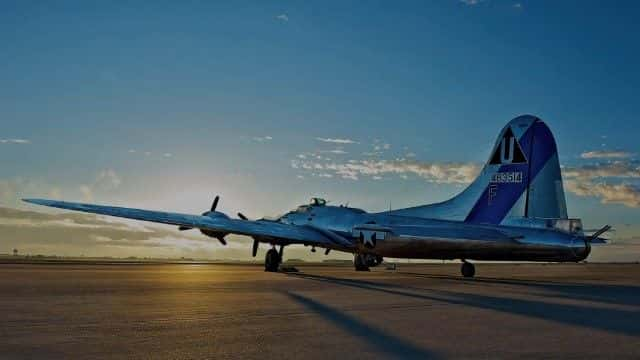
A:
[24,115,609,277]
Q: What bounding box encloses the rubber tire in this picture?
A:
[461,262,475,278]
[354,254,370,272]
[265,249,280,272]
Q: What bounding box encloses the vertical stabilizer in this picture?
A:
[388,115,568,224]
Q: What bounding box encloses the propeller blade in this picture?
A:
[178,226,193,231]
[252,239,259,257]
[216,235,227,246]
[238,212,248,220]
[211,196,220,212]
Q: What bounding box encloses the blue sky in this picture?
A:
[1,1,639,260]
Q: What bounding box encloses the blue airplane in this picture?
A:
[23,115,609,277]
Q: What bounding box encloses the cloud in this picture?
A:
[252,136,273,142]
[80,185,94,202]
[276,14,289,22]
[513,3,522,8]
[580,150,634,159]
[0,178,61,208]
[460,0,483,5]
[563,160,640,207]
[79,169,122,202]
[292,158,481,183]
[96,169,122,189]
[564,180,640,208]
[0,138,30,144]
[315,137,357,144]
[163,153,172,158]
[319,149,348,155]
[563,161,640,180]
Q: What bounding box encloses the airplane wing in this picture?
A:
[22,199,354,250]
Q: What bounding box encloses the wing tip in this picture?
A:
[22,198,53,206]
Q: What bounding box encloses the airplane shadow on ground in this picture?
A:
[398,272,640,308]
[288,273,640,337]
[284,291,440,359]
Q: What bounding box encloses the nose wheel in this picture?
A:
[265,248,281,272]
[461,261,475,278]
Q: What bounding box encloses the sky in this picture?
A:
[1,1,639,261]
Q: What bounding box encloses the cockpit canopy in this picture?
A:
[310,198,327,206]
[292,198,327,213]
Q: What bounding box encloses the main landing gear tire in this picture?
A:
[461,261,475,278]
[265,248,281,272]
[354,254,370,272]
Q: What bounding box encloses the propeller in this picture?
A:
[210,196,219,212]
[236,212,259,257]
[252,239,259,257]
[178,195,228,246]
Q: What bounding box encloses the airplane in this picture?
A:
[23,115,610,277]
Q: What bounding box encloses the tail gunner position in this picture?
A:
[24,115,609,277]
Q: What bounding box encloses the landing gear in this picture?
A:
[461,261,475,278]
[265,248,281,272]
[354,253,370,271]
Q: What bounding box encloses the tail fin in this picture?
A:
[390,115,568,224]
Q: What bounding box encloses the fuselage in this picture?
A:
[276,204,590,262]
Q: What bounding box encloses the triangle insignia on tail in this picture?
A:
[489,127,528,165]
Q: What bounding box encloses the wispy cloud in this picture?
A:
[80,169,122,202]
[374,143,391,151]
[319,149,348,155]
[460,0,483,5]
[0,138,30,144]
[276,14,289,22]
[292,158,481,183]
[1,178,59,208]
[513,3,522,9]
[315,137,357,144]
[580,150,634,159]
[563,161,640,180]
[252,136,273,142]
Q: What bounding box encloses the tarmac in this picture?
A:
[1,262,639,359]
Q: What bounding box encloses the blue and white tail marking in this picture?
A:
[389,115,568,225]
